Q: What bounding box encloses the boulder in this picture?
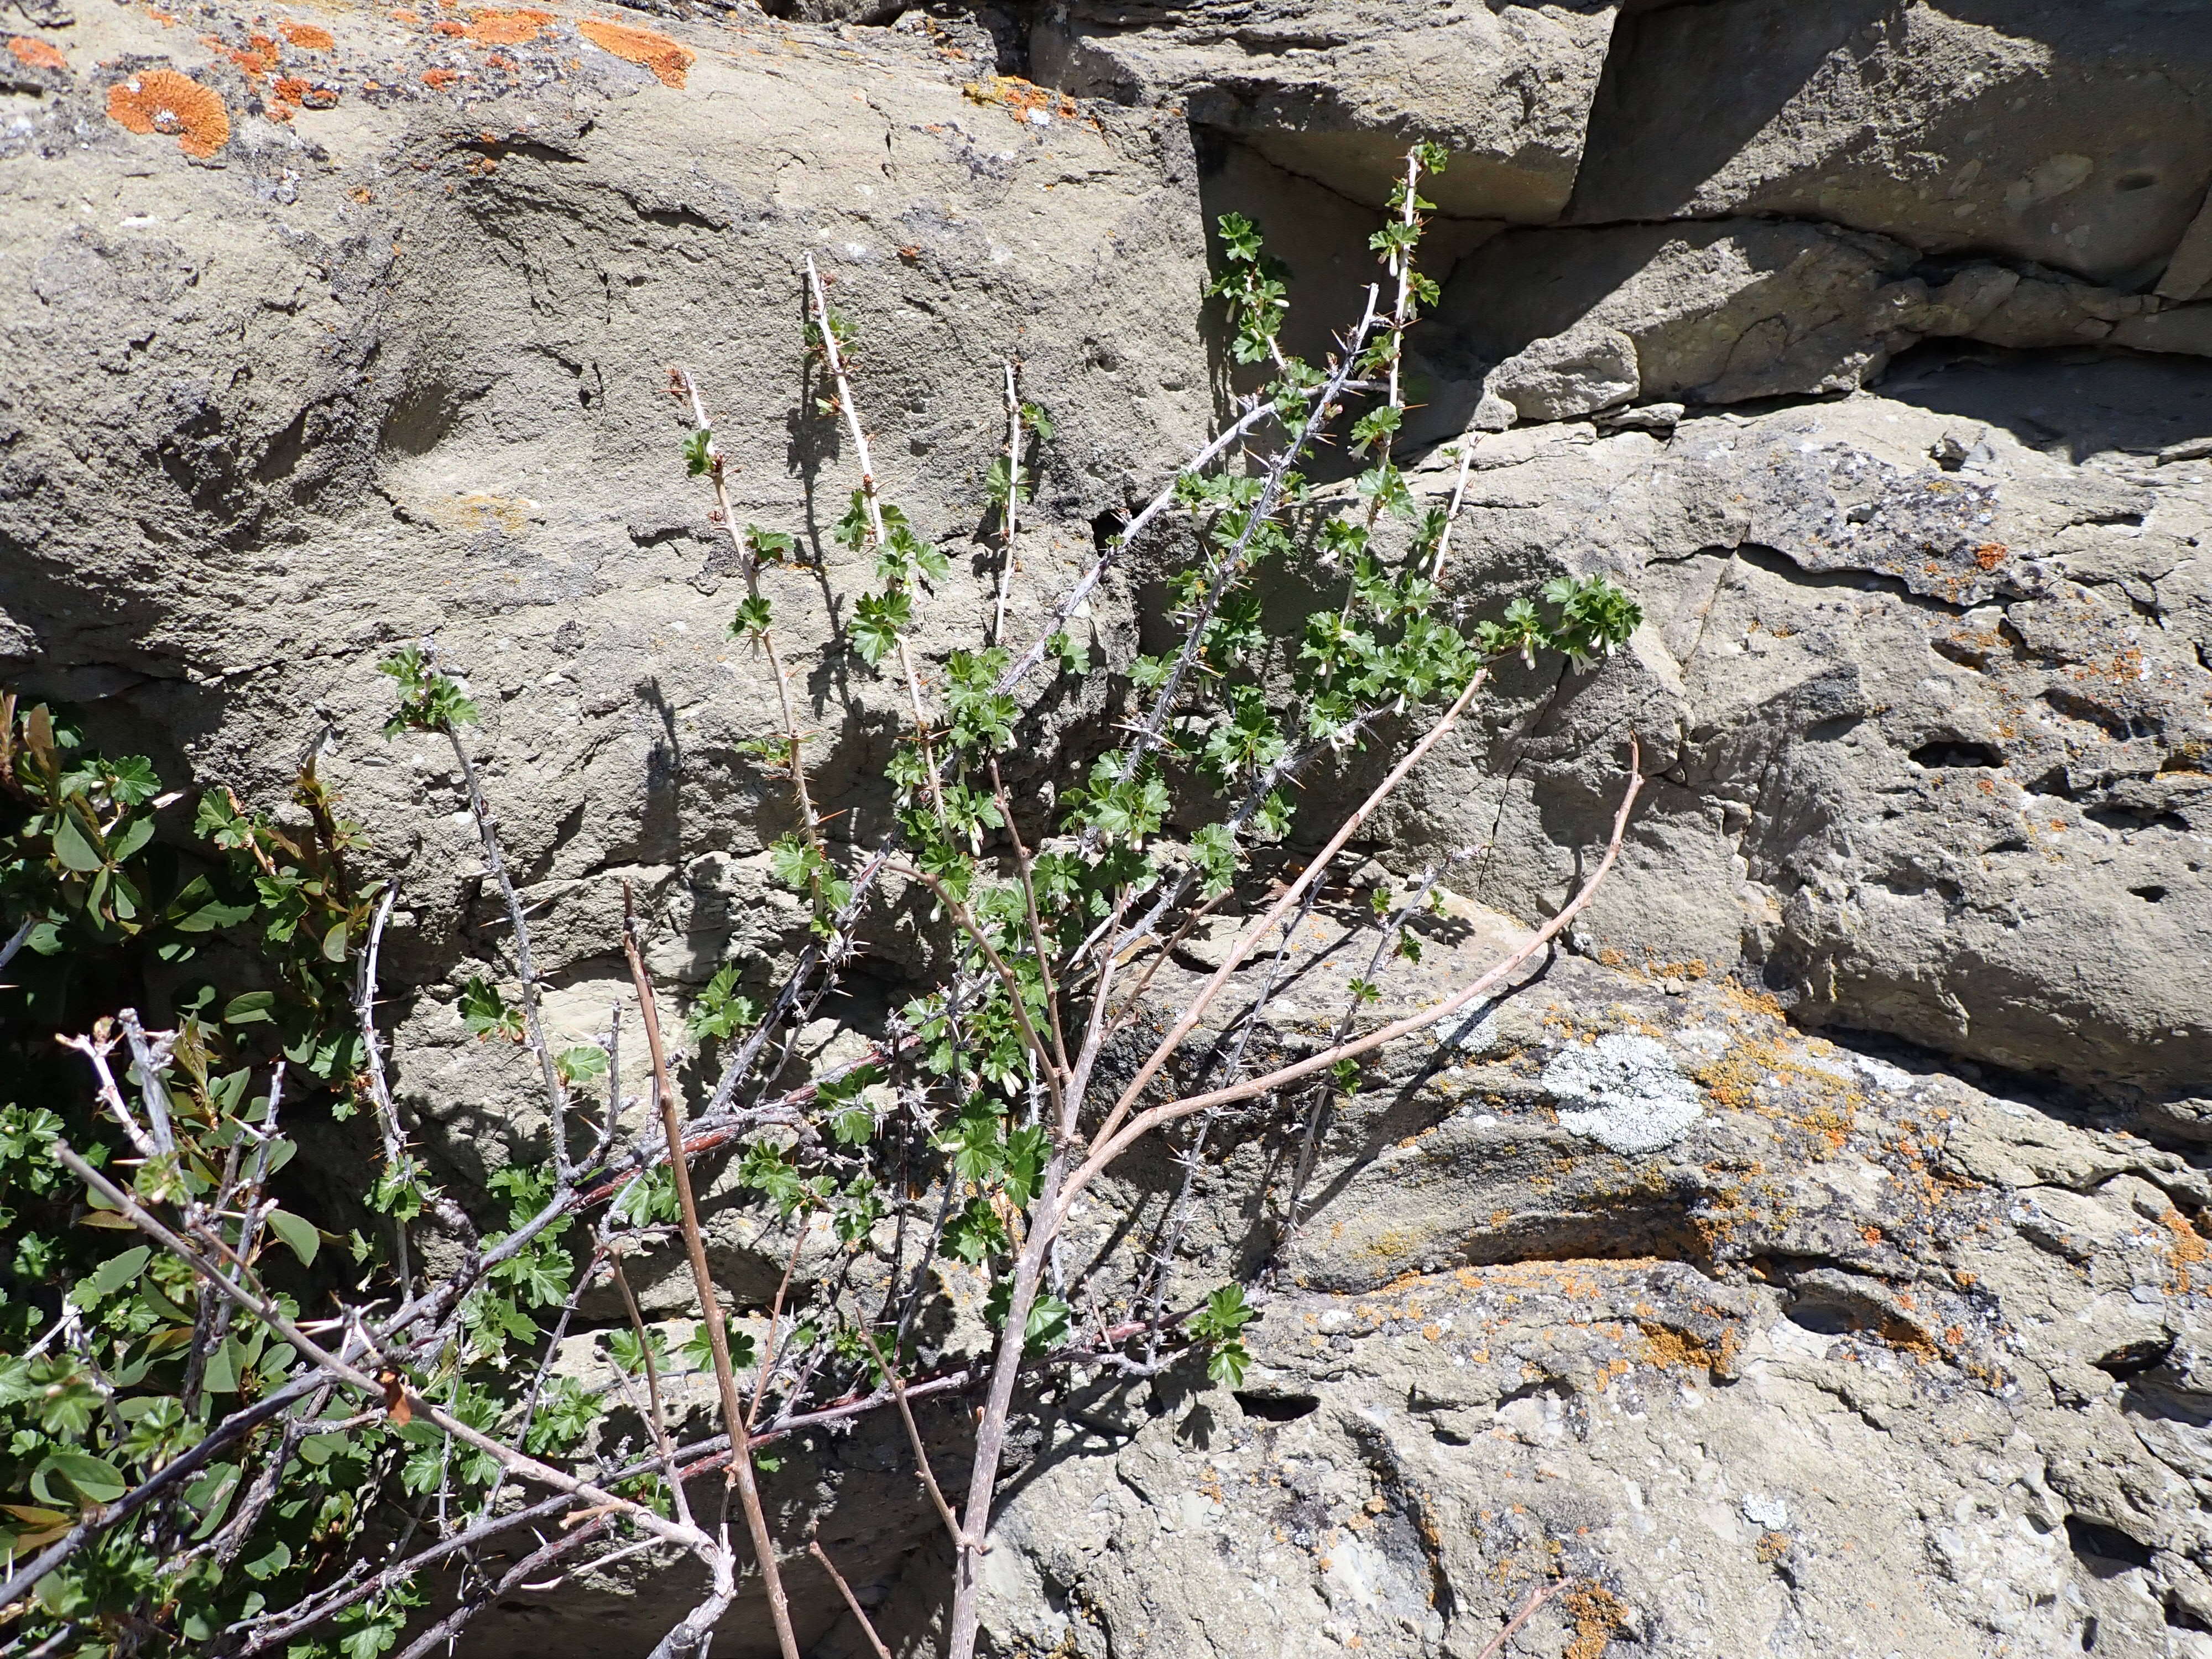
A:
[1569,0,2212,290]
[1352,360,2212,1097]
[1031,0,1618,222]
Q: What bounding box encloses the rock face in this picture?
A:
[952,912,2212,1659]
[1567,0,2212,290]
[5,0,2212,1655]
[1032,1,1616,222]
[1363,373,2212,1104]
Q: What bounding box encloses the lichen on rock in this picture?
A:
[1541,1031,1706,1154]
[104,66,228,158]
[577,16,691,87]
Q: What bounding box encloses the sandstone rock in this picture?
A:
[1479,319,1638,424]
[852,916,2212,1659]
[1569,0,2212,290]
[1031,0,1617,222]
[6,1,2212,1655]
[0,0,1204,1099]
[1415,220,2206,442]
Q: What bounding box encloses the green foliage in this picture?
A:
[1207,211,1290,365]
[686,964,759,1044]
[555,1043,609,1086]
[984,1277,1071,1354]
[460,974,524,1042]
[850,588,914,667]
[376,645,477,735]
[0,134,1642,1659]
[0,712,446,1657]
[1191,1285,1258,1386]
[945,648,1017,752]
[1540,573,1645,664]
[0,695,164,954]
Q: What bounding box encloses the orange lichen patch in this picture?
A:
[146,9,178,23]
[107,69,229,158]
[271,74,336,107]
[578,17,690,85]
[1562,1585,1629,1659]
[1634,1321,1735,1375]
[963,72,1079,124]
[431,19,467,33]
[2162,1206,2206,1294]
[389,8,420,19]
[1754,1531,1791,1564]
[466,7,549,44]
[420,64,456,86]
[278,20,333,48]
[7,34,66,71]
[227,45,276,76]
[1973,541,2008,571]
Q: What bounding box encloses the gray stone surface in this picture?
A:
[1031,0,1616,222]
[877,914,2212,1659]
[1567,0,2212,290]
[1541,1032,1705,1154]
[7,0,2212,1655]
[1353,377,2212,1099]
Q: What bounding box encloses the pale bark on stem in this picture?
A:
[1429,435,1481,581]
[857,1327,968,1549]
[54,1028,157,1161]
[810,1541,896,1659]
[1071,743,1644,1197]
[993,359,1020,645]
[354,881,406,1168]
[1097,665,1493,1154]
[937,711,1623,1659]
[888,860,1062,1113]
[51,1141,705,1552]
[0,1373,326,1617]
[703,852,889,1118]
[941,756,1642,1657]
[988,758,1067,1072]
[1106,287,1383,800]
[746,1222,811,1431]
[1384,147,1421,410]
[611,1248,695,1533]
[621,890,801,1659]
[677,363,821,850]
[115,1010,178,1152]
[1283,863,1454,1240]
[805,252,948,821]
[993,398,1281,697]
[943,1140,1066,1659]
[187,1065,284,1418]
[443,718,570,1175]
[644,1557,738,1659]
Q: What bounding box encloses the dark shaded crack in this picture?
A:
[1730,542,1973,617]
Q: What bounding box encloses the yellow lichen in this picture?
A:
[1562,1585,1629,1659]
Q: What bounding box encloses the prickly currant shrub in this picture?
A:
[4,138,1643,1659]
